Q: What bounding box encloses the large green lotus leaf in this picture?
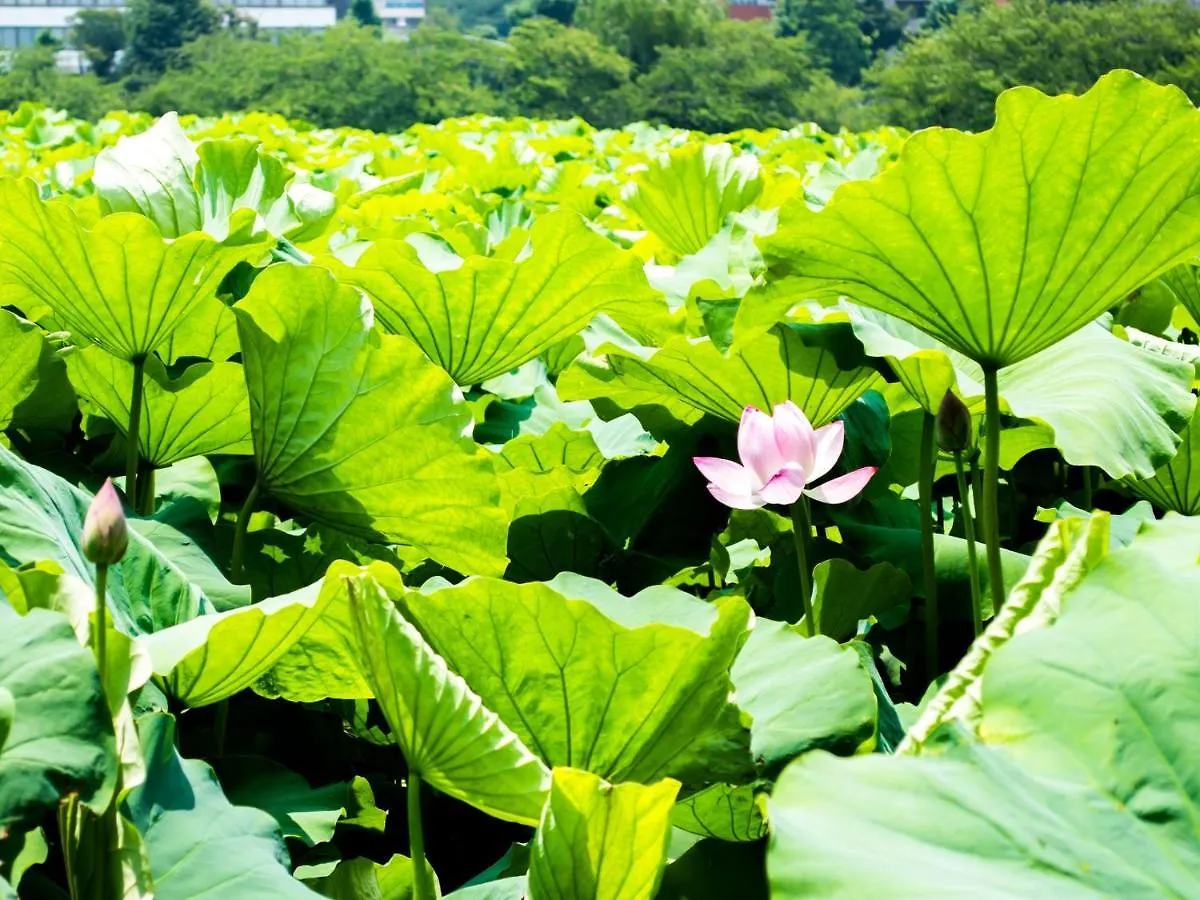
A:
[998,324,1195,479]
[1126,403,1200,514]
[398,573,753,786]
[0,447,208,635]
[729,619,877,778]
[346,567,552,825]
[94,113,333,242]
[327,210,658,385]
[0,308,75,431]
[622,143,762,257]
[301,854,419,899]
[670,784,766,843]
[747,71,1200,367]
[0,604,117,833]
[139,577,334,708]
[527,767,679,900]
[809,558,912,641]
[1159,260,1200,323]
[767,514,1200,898]
[0,178,262,361]
[588,324,884,426]
[126,712,322,900]
[234,264,509,576]
[66,348,253,467]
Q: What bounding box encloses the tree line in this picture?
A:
[4,0,1200,133]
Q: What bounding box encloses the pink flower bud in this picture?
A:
[82,479,128,566]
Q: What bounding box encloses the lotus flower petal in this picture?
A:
[707,482,764,509]
[758,464,807,506]
[694,456,755,496]
[805,466,876,505]
[738,406,785,484]
[809,421,846,483]
[772,401,816,473]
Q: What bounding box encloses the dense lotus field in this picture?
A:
[1,68,1199,899]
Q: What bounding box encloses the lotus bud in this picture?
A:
[82,479,128,566]
[935,390,972,454]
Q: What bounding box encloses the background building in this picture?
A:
[0,0,337,50]
[376,0,424,32]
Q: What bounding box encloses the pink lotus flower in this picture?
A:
[694,402,876,510]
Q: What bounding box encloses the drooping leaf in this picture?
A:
[729,619,877,778]
[767,514,1200,898]
[622,143,762,257]
[329,210,659,385]
[0,178,262,361]
[234,264,510,576]
[998,324,1195,479]
[345,566,551,825]
[0,604,117,832]
[1126,403,1200,514]
[1158,258,1200,324]
[398,574,753,786]
[217,757,349,847]
[748,72,1200,367]
[670,784,766,843]
[0,309,75,431]
[94,113,334,242]
[809,559,912,641]
[527,767,679,900]
[66,348,253,466]
[139,578,333,707]
[126,712,322,900]
[585,324,883,426]
[302,854,418,900]
[0,447,208,634]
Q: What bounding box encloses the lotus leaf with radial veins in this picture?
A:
[744,71,1200,368]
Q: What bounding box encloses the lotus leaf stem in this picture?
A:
[919,412,939,677]
[790,498,816,636]
[982,367,1006,610]
[230,479,262,584]
[954,452,984,638]
[94,564,108,700]
[125,355,146,505]
[408,773,436,900]
[1082,465,1094,510]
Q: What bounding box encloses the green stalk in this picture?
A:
[790,498,815,637]
[1081,465,1094,510]
[982,367,1006,610]
[954,451,983,638]
[136,464,156,517]
[229,479,262,583]
[407,773,436,900]
[125,356,146,504]
[918,411,939,678]
[94,565,109,701]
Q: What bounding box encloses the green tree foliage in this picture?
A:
[871,0,1200,130]
[776,0,871,84]
[575,0,721,70]
[349,0,383,26]
[121,0,220,79]
[0,47,121,119]
[632,20,822,131]
[503,18,632,123]
[69,10,126,80]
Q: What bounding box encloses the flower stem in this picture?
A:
[982,366,1006,610]
[93,564,108,699]
[408,773,436,900]
[954,451,983,638]
[125,356,146,505]
[790,498,815,637]
[918,411,939,679]
[229,479,262,584]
